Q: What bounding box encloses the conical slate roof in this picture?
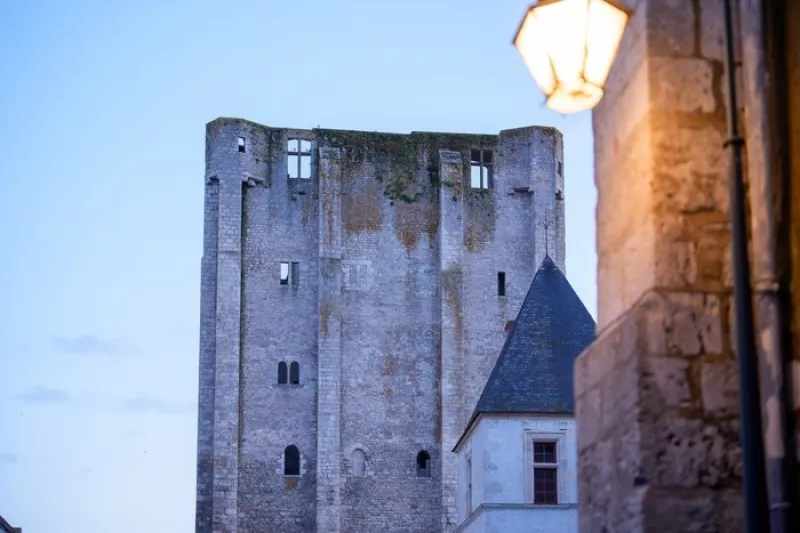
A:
[455,256,595,450]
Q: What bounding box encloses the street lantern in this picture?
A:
[513,0,632,114]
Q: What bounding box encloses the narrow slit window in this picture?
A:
[284,445,300,476]
[288,138,312,179]
[470,149,493,189]
[497,271,506,297]
[238,137,246,153]
[416,450,431,478]
[278,362,288,384]
[289,362,300,384]
[557,160,562,176]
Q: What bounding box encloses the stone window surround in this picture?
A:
[523,429,567,505]
[283,444,301,477]
[280,261,300,287]
[277,360,301,385]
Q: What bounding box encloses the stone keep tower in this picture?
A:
[195,118,566,533]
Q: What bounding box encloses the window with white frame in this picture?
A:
[532,441,558,504]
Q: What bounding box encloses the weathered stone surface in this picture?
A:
[575,290,742,533]
[197,118,565,532]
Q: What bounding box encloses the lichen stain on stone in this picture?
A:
[381,355,395,377]
[343,179,383,234]
[435,330,443,443]
[464,192,496,252]
[442,266,463,346]
[299,191,314,227]
[285,477,299,491]
[319,302,331,336]
[320,176,335,245]
[395,201,439,254]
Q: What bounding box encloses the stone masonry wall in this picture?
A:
[578,0,745,531]
[575,291,742,532]
[197,118,563,532]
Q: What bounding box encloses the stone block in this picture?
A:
[649,57,716,113]
[576,288,740,532]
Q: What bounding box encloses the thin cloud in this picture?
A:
[18,386,72,405]
[0,452,19,464]
[120,395,194,415]
[53,334,139,356]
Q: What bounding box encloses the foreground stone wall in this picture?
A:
[578,0,745,531]
[576,291,741,532]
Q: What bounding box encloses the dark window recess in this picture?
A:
[288,138,312,179]
[278,362,288,384]
[504,320,515,333]
[557,160,562,176]
[497,272,506,296]
[534,442,556,463]
[238,137,246,153]
[284,445,300,476]
[416,450,431,478]
[280,262,299,286]
[289,362,300,384]
[533,441,558,504]
[470,149,493,189]
[534,468,558,504]
[556,188,564,201]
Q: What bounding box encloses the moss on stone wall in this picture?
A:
[314,128,498,204]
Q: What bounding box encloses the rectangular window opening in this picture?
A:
[288,138,312,179]
[238,137,246,153]
[280,262,290,285]
[533,441,558,504]
[470,149,493,189]
[557,160,562,176]
[291,262,300,287]
[497,271,506,297]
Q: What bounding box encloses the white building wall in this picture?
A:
[455,414,577,533]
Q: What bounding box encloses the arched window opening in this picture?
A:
[416,450,431,478]
[278,362,288,384]
[351,448,366,477]
[289,362,300,385]
[284,445,300,476]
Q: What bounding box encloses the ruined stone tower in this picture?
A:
[195,117,565,533]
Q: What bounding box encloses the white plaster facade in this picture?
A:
[455,414,577,533]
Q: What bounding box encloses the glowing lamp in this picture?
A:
[513,0,632,114]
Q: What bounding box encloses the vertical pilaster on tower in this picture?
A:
[438,149,466,532]
[528,128,565,274]
[316,146,344,533]
[197,120,248,533]
[212,174,243,532]
[195,172,219,533]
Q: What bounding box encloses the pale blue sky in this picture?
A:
[0,1,595,531]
